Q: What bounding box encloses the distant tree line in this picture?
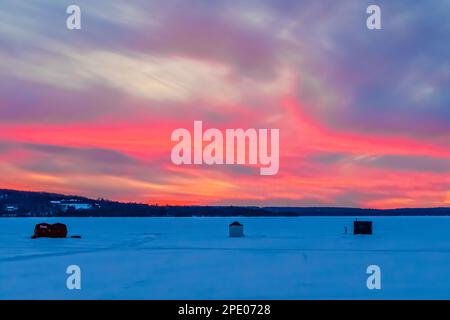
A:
[1,189,450,217]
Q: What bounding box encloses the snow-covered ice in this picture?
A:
[1,216,450,299]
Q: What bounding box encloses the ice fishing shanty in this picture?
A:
[353,220,373,235]
[32,222,68,238]
[229,221,244,237]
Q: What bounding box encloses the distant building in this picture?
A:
[4,205,18,212]
[50,200,93,212]
[2,213,17,217]
[229,221,244,237]
[63,203,92,211]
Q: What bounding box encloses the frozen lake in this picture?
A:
[1,216,450,299]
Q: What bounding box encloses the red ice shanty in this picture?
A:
[32,223,68,239]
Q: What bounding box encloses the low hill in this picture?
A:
[1,189,450,217]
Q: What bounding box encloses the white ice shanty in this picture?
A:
[229,221,244,237]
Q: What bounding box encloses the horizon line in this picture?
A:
[1,188,449,211]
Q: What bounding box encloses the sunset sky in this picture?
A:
[0,0,449,208]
